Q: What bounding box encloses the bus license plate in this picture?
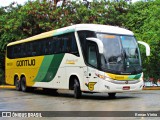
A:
[123,86,130,90]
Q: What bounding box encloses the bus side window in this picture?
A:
[13,45,19,58]
[21,43,24,57]
[7,46,13,59]
[31,42,36,56]
[17,45,21,58]
[52,40,56,54]
[40,40,45,55]
[70,33,79,56]
[56,39,61,53]
[61,33,71,53]
[28,43,32,56]
[61,38,65,53]
[62,35,69,53]
[66,36,71,53]
[45,39,49,55]
[34,40,40,56]
[48,38,53,54]
[25,43,29,57]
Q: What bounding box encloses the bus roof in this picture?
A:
[75,24,134,35]
[7,24,134,46]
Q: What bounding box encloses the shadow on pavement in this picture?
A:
[30,89,138,100]
[1,88,138,100]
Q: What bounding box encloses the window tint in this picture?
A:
[7,32,79,59]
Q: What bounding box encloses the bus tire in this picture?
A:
[15,76,21,91]
[21,76,28,92]
[74,78,82,99]
[108,93,116,98]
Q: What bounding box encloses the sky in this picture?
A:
[0,0,28,7]
[0,0,140,7]
[0,0,25,7]
[0,0,38,7]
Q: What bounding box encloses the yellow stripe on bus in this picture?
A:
[5,56,44,86]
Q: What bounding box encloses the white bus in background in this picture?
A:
[6,24,150,98]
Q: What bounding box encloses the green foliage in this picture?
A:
[124,0,160,79]
[0,0,160,81]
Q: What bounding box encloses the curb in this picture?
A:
[143,87,160,90]
[0,85,15,89]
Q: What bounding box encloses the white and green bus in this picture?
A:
[6,24,150,98]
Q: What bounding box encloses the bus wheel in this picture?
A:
[74,78,82,99]
[15,77,21,91]
[21,77,28,92]
[108,93,116,98]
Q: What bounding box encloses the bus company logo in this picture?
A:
[16,59,35,67]
[85,82,97,91]
[65,59,78,64]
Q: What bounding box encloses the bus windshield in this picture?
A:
[97,33,142,75]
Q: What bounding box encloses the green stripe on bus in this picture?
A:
[128,73,142,80]
[134,74,142,79]
[34,55,54,82]
[34,54,64,82]
[41,54,64,82]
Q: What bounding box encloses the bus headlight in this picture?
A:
[95,73,106,80]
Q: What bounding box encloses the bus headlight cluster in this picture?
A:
[95,73,107,80]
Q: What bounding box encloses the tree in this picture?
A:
[124,0,160,79]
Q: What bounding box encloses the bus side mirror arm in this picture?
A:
[138,41,150,56]
[86,38,104,54]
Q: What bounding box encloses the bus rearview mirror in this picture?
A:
[86,38,104,54]
[138,41,150,56]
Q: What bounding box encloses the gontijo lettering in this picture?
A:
[16,59,35,67]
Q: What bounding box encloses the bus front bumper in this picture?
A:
[96,79,144,93]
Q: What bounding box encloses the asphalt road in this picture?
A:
[0,89,160,119]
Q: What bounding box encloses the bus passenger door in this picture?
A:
[85,41,99,92]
